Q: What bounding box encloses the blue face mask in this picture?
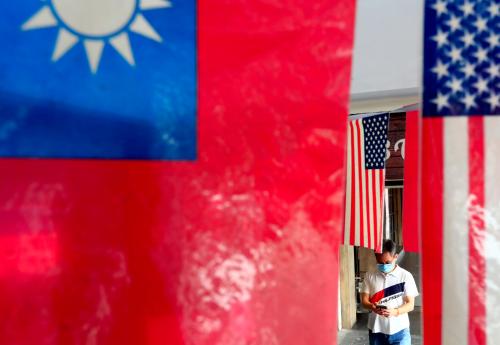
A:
[377,263,395,273]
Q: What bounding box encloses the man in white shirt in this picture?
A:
[360,240,419,345]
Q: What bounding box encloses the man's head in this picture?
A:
[375,240,400,273]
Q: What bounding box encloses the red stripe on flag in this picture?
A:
[422,117,444,345]
[366,170,371,249]
[402,111,420,252]
[378,169,384,252]
[356,120,364,247]
[350,121,356,245]
[467,117,486,345]
[372,169,379,252]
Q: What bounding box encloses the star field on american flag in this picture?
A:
[363,114,388,169]
[423,0,500,116]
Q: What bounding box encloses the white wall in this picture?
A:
[350,0,424,112]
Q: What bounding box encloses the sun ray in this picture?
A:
[110,33,135,66]
[52,28,79,61]
[140,0,172,10]
[130,14,162,42]
[84,39,105,74]
[22,6,58,31]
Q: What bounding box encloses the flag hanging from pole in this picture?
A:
[343,114,388,253]
[421,1,500,345]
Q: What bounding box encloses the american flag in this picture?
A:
[421,1,500,345]
[343,114,388,253]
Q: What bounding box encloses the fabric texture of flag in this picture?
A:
[0,1,356,344]
[343,113,388,253]
[402,110,421,253]
[422,1,500,345]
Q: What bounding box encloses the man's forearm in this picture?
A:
[361,300,375,311]
[396,301,414,315]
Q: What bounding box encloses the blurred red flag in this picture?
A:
[402,110,421,253]
[0,1,356,345]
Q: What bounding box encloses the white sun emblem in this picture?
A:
[22,0,171,73]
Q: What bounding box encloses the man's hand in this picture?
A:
[381,296,415,317]
[381,308,399,318]
[371,304,385,315]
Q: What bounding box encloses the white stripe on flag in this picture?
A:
[367,167,375,250]
[353,120,361,246]
[485,117,500,345]
[359,121,368,247]
[345,121,353,245]
[442,117,469,345]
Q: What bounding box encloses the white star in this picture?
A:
[474,17,488,32]
[432,92,450,111]
[460,1,474,16]
[446,15,461,32]
[448,46,462,62]
[474,47,488,63]
[473,77,489,93]
[486,92,499,111]
[461,93,477,110]
[431,60,449,79]
[488,3,499,17]
[486,33,499,48]
[461,62,476,78]
[432,0,448,16]
[432,29,449,47]
[448,77,463,93]
[486,63,499,79]
[461,31,475,47]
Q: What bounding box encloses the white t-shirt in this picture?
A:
[361,265,419,335]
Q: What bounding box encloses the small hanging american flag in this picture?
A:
[421,1,500,345]
[343,113,388,253]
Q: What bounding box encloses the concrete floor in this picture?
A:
[338,307,422,345]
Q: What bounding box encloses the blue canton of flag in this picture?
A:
[363,114,388,169]
[423,0,500,116]
[0,0,196,160]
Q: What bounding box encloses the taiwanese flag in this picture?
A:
[0,1,355,344]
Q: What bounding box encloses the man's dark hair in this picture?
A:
[381,239,400,256]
